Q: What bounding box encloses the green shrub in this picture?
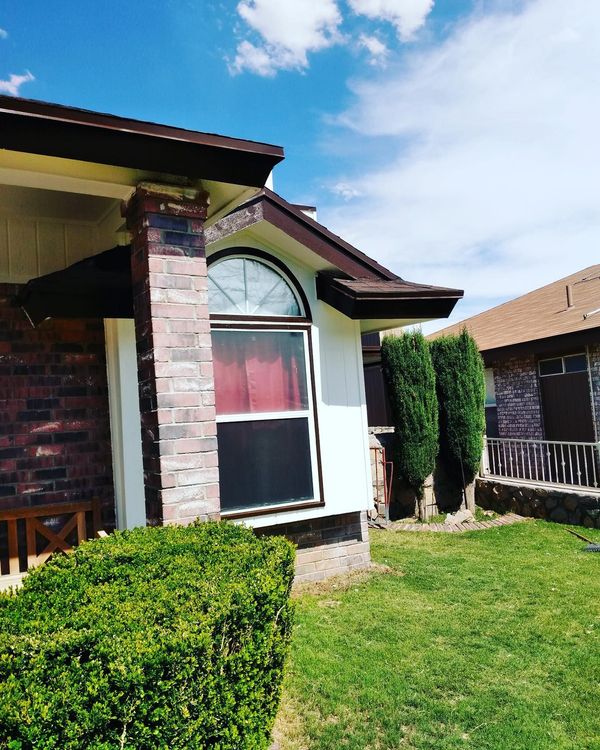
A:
[0,522,295,750]
[381,331,438,494]
[430,329,486,486]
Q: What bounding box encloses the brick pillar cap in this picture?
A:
[123,183,210,226]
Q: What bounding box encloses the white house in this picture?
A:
[0,96,462,585]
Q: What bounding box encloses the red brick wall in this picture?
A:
[0,284,115,528]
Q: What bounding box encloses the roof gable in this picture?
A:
[206,189,462,326]
[206,188,399,280]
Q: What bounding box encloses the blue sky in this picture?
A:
[1,0,598,330]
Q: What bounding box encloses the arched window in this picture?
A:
[208,251,321,516]
[208,256,302,317]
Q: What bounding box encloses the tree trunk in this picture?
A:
[418,474,436,521]
[464,481,476,513]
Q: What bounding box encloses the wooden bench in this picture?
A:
[0,499,102,583]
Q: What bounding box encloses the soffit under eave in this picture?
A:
[0,150,262,221]
[360,318,436,335]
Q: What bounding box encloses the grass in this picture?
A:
[409,506,499,525]
[274,522,600,750]
[474,506,499,522]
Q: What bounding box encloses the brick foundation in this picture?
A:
[258,511,371,583]
[125,184,220,526]
[0,284,115,526]
[491,355,544,439]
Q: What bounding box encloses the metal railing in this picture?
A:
[483,437,600,489]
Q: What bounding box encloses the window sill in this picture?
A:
[221,499,325,521]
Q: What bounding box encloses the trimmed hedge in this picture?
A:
[381,331,438,494]
[0,522,295,750]
[430,329,486,486]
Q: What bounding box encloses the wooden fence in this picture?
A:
[0,499,102,583]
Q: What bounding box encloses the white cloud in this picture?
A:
[0,28,8,39]
[231,0,342,75]
[330,181,364,200]
[0,71,35,96]
[358,33,389,66]
[322,0,600,327]
[349,0,434,41]
[231,40,278,77]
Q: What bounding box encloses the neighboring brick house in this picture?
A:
[0,95,462,585]
[429,266,600,444]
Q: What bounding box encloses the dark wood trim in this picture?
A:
[0,95,284,187]
[483,329,600,366]
[207,246,312,321]
[261,195,395,280]
[316,274,461,320]
[207,190,399,282]
[307,326,326,509]
[221,499,325,521]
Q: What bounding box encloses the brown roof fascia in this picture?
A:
[0,95,284,187]
[483,329,600,366]
[260,188,399,280]
[316,273,463,320]
[207,189,399,280]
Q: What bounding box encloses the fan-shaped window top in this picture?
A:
[208,257,302,317]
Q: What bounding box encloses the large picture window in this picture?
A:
[208,252,321,515]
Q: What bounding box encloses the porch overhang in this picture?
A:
[14,245,133,326]
[0,95,284,189]
[316,273,463,323]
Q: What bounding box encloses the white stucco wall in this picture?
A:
[206,236,373,529]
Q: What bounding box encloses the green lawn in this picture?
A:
[275,523,600,750]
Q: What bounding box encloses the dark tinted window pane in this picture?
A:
[564,353,587,373]
[539,358,563,376]
[485,406,499,438]
[218,418,314,512]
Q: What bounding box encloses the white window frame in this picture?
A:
[208,248,324,517]
[213,325,321,516]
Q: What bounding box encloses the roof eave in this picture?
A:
[482,328,600,364]
[316,274,463,321]
[0,95,284,188]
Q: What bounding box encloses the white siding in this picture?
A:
[0,215,100,283]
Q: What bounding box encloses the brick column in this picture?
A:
[124,183,219,525]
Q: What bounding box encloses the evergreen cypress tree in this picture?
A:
[430,329,485,505]
[381,331,438,497]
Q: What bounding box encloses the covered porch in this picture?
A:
[0,95,283,586]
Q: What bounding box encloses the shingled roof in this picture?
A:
[429,265,600,354]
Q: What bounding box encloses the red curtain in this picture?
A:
[213,330,308,415]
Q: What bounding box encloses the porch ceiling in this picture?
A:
[0,184,116,222]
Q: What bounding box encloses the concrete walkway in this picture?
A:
[391,512,527,533]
